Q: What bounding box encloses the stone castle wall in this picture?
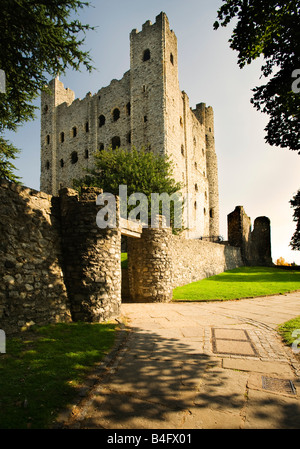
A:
[0,181,121,335]
[126,225,243,303]
[228,206,272,266]
[0,180,71,334]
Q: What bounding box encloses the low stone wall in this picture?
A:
[170,235,243,288]
[0,180,71,335]
[126,226,243,302]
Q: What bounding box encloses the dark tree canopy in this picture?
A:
[0,0,94,133]
[0,137,21,183]
[214,0,300,153]
[0,0,94,181]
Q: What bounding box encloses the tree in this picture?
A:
[0,137,21,183]
[290,189,300,250]
[0,0,94,180]
[73,147,183,232]
[214,0,300,153]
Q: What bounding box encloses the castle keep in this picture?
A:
[40,12,219,239]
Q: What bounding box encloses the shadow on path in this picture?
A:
[66,324,300,429]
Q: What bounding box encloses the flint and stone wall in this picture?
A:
[0,181,122,334]
[126,225,243,303]
[0,180,71,335]
[60,187,121,322]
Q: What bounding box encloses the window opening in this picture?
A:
[113,108,120,122]
[99,115,106,127]
[71,151,78,164]
[143,49,150,61]
[112,136,120,149]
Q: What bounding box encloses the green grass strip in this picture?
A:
[0,322,117,429]
[278,317,300,348]
[172,266,300,301]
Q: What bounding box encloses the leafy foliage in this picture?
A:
[0,0,94,181]
[0,137,21,183]
[214,0,300,153]
[73,146,183,231]
[290,189,300,250]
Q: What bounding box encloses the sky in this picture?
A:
[4,0,300,264]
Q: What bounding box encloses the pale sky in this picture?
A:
[4,0,300,264]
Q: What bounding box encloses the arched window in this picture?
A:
[195,183,198,191]
[60,132,65,143]
[112,108,120,122]
[111,136,120,149]
[126,102,131,116]
[99,115,106,127]
[84,149,89,159]
[71,151,78,164]
[210,208,214,218]
[72,127,77,137]
[99,143,104,151]
[181,145,184,156]
[170,53,174,65]
[46,161,50,170]
[85,121,89,132]
[60,159,64,168]
[127,131,131,144]
[143,49,151,61]
[46,135,50,145]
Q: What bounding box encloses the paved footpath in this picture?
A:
[58,292,300,429]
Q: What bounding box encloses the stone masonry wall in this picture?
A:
[127,225,173,303]
[126,220,243,303]
[170,235,243,288]
[60,187,121,322]
[228,206,272,266]
[0,181,122,334]
[0,180,71,335]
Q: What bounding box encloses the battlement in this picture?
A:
[130,11,173,37]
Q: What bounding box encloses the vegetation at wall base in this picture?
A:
[278,317,300,352]
[0,321,117,429]
[172,266,300,301]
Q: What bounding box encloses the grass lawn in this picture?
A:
[278,317,300,349]
[121,252,128,269]
[172,266,300,301]
[0,322,117,429]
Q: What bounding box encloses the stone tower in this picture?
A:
[40,12,220,239]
